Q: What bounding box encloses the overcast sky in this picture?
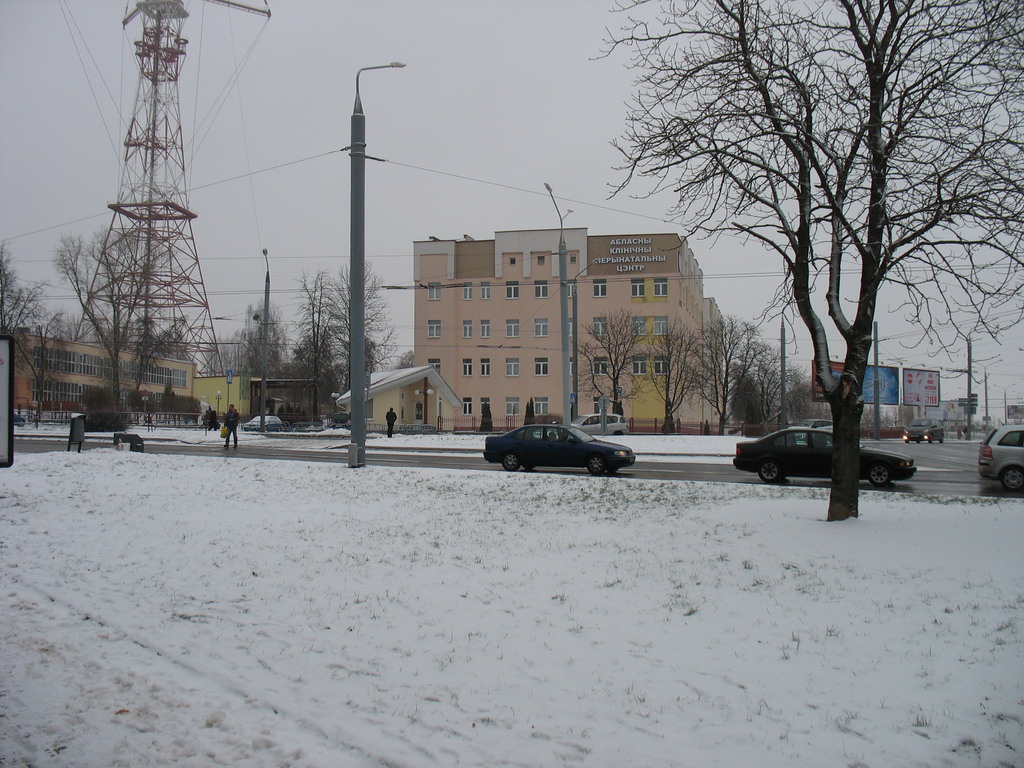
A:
[1,0,1019,409]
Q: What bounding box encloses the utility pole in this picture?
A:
[873,322,881,439]
[966,337,974,441]
[259,248,269,432]
[779,321,787,428]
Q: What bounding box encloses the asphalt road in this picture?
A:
[12,433,1009,498]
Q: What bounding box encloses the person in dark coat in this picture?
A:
[224,404,240,447]
[386,407,397,438]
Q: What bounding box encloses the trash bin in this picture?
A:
[67,414,86,453]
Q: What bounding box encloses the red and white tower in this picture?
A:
[94,0,269,375]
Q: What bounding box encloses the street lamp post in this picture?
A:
[259,248,270,433]
[544,183,573,426]
[349,62,405,468]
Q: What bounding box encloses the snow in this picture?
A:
[2,431,1022,767]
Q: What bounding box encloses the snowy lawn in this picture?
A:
[1,449,1022,767]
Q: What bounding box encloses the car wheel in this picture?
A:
[586,454,608,476]
[999,466,1024,492]
[757,459,783,483]
[500,452,522,472]
[867,462,893,487]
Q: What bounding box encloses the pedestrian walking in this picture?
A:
[386,407,397,438]
[224,404,240,448]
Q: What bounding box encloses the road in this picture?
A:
[13,433,1005,498]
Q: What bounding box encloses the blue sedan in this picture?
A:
[483,424,635,475]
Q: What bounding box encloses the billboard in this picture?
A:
[1008,404,1023,421]
[903,368,941,407]
[863,365,900,405]
[812,362,899,404]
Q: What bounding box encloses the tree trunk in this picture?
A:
[826,380,865,521]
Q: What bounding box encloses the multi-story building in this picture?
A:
[413,228,719,430]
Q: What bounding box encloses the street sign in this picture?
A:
[226,369,234,384]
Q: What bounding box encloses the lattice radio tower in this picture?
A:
[91,0,269,375]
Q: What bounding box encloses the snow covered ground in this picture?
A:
[1,432,1022,767]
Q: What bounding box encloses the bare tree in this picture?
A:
[291,271,343,414]
[327,264,396,393]
[695,315,761,435]
[55,233,148,402]
[645,318,701,432]
[220,301,288,377]
[0,243,44,336]
[610,0,1024,519]
[579,309,646,415]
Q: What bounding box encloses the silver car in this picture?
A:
[571,413,630,435]
[978,425,1024,491]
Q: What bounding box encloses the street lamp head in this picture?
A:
[544,182,553,193]
[262,248,268,256]
[389,62,407,69]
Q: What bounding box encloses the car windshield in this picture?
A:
[910,419,930,426]
[567,426,596,442]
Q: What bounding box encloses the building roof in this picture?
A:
[334,365,461,410]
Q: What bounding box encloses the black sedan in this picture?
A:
[733,428,916,487]
[483,424,635,476]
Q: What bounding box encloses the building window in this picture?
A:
[633,356,648,375]
[535,357,549,376]
[534,397,549,415]
[506,318,520,338]
[535,317,548,337]
[654,277,668,297]
[631,278,645,298]
[593,279,607,298]
[594,357,609,375]
[593,317,608,336]
[427,320,441,338]
[463,320,473,338]
[463,282,473,300]
[509,256,517,266]
[481,281,491,299]
[506,281,520,299]
[537,254,546,266]
[462,397,473,415]
[534,280,548,299]
[462,358,473,376]
[506,397,520,416]
[480,358,491,376]
[427,282,441,300]
[481,396,490,413]
[506,358,520,377]
[633,316,647,336]
[428,358,441,372]
[480,319,491,338]
[653,316,668,335]
[654,356,669,375]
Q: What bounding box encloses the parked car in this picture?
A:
[242,415,288,432]
[12,413,26,426]
[733,427,916,487]
[903,418,944,443]
[792,418,833,430]
[571,413,630,435]
[483,424,635,476]
[978,425,1024,491]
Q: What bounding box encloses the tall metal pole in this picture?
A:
[259,248,270,432]
[544,183,572,426]
[349,63,405,468]
[873,321,881,439]
[966,337,974,441]
[780,321,787,428]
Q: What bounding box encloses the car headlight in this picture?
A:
[613,450,631,457]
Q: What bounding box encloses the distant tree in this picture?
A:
[221,301,288,378]
[694,315,761,435]
[480,400,493,432]
[0,242,44,336]
[524,398,536,425]
[393,349,416,369]
[327,264,396,393]
[291,271,343,415]
[580,310,645,416]
[611,0,1024,519]
[645,318,701,433]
